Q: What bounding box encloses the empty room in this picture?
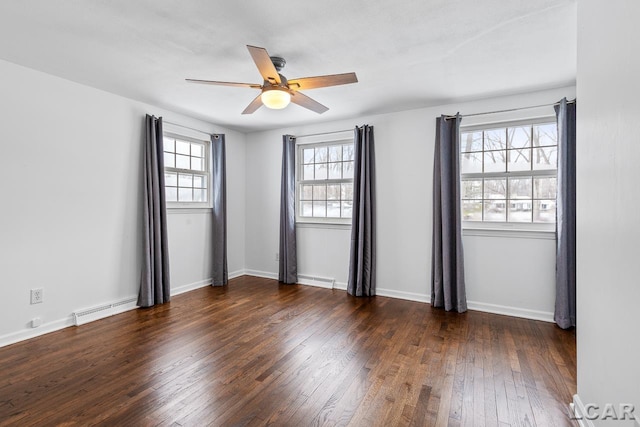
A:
[0,1,638,426]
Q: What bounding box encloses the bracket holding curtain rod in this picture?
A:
[443,99,576,120]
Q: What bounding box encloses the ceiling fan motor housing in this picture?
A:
[270,56,286,72]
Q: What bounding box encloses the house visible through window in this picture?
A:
[296,137,354,222]
[163,133,209,207]
[460,121,557,226]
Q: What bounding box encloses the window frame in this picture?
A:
[295,132,355,226]
[163,131,211,210]
[460,117,558,232]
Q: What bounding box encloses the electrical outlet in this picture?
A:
[30,288,43,305]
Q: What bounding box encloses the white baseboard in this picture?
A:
[0,317,75,349]
[376,288,430,303]
[228,270,245,280]
[244,269,278,280]
[466,300,554,323]
[571,394,595,427]
[171,278,212,296]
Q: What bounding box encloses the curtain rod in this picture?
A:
[444,99,576,120]
[293,128,354,139]
[163,120,213,137]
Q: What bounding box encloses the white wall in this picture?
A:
[0,59,245,346]
[576,0,640,424]
[245,86,575,319]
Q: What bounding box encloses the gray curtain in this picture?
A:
[554,98,577,329]
[279,135,297,284]
[347,125,376,297]
[211,134,228,286]
[138,114,171,307]
[431,114,467,313]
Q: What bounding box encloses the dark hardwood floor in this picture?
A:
[0,276,576,426]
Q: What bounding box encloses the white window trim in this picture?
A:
[460,116,558,233]
[164,131,212,210]
[295,131,355,226]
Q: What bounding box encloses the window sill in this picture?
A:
[462,227,555,240]
[296,221,352,230]
[167,207,212,214]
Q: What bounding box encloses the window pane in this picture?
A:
[313,201,326,217]
[191,157,203,171]
[178,188,193,202]
[461,131,482,152]
[329,145,342,162]
[534,177,557,199]
[341,201,353,218]
[534,200,556,223]
[301,185,313,200]
[176,154,190,169]
[483,200,506,222]
[193,175,205,189]
[508,200,532,223]
[508,177,532,199]
[484,150,506,172]
[313,184,326,200]
[165,187,177,202]
[462,179,482,199]
[303,164,315,180]
[303,148,315,164]
[165,172,177,187]
[327,184,340,200]
[164,152,175,168]
[315,146,328,163]
[178,174,193,187]
[341,183,353,200]
[315,163,328,180]
[176,140,190,155]
[533,147,557,170]
[163,138,175,153]
[533,123,557,147]
[328,162,342,179]
[507,148,531,172]
[191,144,203,157]
[327,201,341,218]
[508,126,531,149]
[301,201,313,216]
[461,152,482,174]
[462,200,482,221]
[484,129,507,150]
[484,179,506,199]
[342,161,354,178]
[193,189,207,202]
[343,145,354,161]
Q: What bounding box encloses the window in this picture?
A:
[163,133,209,207]
[296,137,354,223]
[460,121,557,226]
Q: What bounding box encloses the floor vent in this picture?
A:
[73,297,138,326]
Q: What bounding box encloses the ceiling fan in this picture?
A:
[186,45,358,115]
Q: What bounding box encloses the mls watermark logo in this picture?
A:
[568,402,637,422]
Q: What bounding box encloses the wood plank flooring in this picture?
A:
[0,276,577,426]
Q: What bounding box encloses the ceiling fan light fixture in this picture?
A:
[261,87,291,109]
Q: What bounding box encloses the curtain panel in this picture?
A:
[138,114,171,307]
[279,135,298,284]
[347,125,376,297]
[554,98,577,329]
[431,114,467,313]
[211,134,228,286]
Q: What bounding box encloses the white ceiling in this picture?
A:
[0,0,576,133]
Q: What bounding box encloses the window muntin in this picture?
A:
[297,140,354,222]
[461,122,557,226]
[163,134,209,206]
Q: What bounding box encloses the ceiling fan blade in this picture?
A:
[186,79,262,89]
[290,91,329,114]
[288,72,358,90]
[242,94,264,115]
[246,45,281,85]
